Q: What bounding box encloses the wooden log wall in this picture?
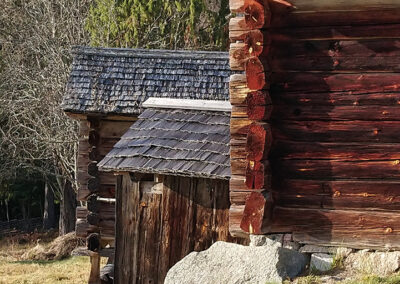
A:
[75,116,134,244]
[229,0,273,236]
[229,0,400,249]
[115,174,247,284]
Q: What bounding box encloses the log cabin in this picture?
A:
[62,46,247,282]
[62,0,400,279]
[229,0,400,250]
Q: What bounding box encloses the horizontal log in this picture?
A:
[230,175,247,192]
[231,105,273,120]
[241,191,272,234]
[269,55,400,72]
[79,120,90,137]
[271,141,400,160]
[229,30,270,51]
[269,9,400,28]
[268,39,400,71]
[273,39,400,58]
[229,205,247,237]
[272,105,400,121]
[270,24,400,41]
[88,130,100,146]
[76,206,88,219]
[230,138,246,160]
[245,160,271,189]
[230,42,270,70]
[88,162,99,177]
[272,120,400,143]
[245,57,270,90]
[98,120,133,139]
[231,158,247,175]
[247,90,272,119]
[229,2,270,31]
[87,212,100,226]
[246,122,272,161]
[88,148,102,162]
[270,91,400,107]
[268,207,400,250]
[272,159,400,179]
[271,72,400,93]
[88,177,101,192]
[76,219,99,238]
[273,179,400,211]
[268,0,400,13]
[230,118,253,136]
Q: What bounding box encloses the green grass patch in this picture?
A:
[345,273,400,284]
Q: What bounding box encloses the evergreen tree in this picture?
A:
[86,0,230,50]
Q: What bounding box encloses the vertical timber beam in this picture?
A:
[229,0,273,236]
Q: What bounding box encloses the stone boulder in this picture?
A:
[345,250,400,276]
[310,253,334,272]
[165,241,306,284]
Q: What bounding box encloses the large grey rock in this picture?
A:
[165,241,306,284]
[310,253,334,272]
[345,251,400,276]
[250,234,284,247]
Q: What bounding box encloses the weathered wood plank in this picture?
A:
[271,72,400,93]
[269,24,400,41]
[271,91,400,107]
[271,141,400,160]
[268,207,400,249]
[273,179,400,211]
[269,8,400,28]
[268,0,400,13]
[272,120,400,143]
[114,174,140,284]
[273,159,400,179]
[272,105,400,121]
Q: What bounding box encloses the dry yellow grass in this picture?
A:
[0,233,106,284]
[0,256,92,284]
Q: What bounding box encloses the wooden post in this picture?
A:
[88,251,101,284]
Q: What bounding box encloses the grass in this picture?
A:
[344,273,400,284]
[0,256,93,284]
[0,232,106,284]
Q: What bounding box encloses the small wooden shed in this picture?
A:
[98,98,242,283]
[229,0,400,249]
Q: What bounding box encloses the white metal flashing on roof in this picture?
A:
[142,98,232,112]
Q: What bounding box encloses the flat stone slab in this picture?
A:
[310,253,334,272]
[165,241,306,284]
[299,245,337,254]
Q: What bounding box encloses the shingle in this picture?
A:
[98,108,231,180]
[61,46,230,115]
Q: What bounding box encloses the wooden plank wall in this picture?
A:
[115,174,247,284]
[75,116,134,244]
[229,0,400,249]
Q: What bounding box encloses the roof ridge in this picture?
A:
[72,46,229,60]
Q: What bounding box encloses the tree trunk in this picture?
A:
[59,180,77,235]
[43,181,56,230]
[5,199,9,222]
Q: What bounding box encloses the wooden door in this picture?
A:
[114,173,242,284]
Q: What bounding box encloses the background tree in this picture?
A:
[0,0,91,234]
[86,0,230,50]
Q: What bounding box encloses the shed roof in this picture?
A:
[61,46,230,115]
[98,99,231,180]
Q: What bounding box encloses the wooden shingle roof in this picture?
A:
[98,100,231,180]
[61,46,230,115]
